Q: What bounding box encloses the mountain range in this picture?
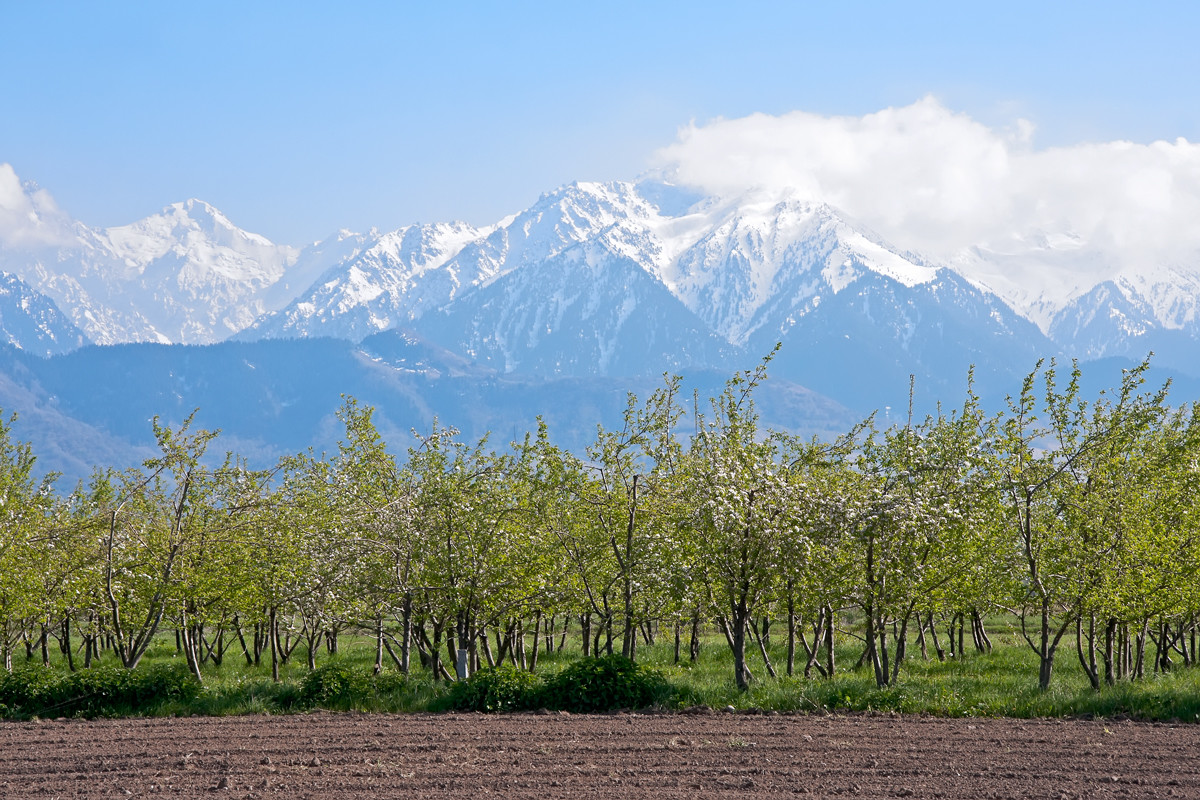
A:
[1,166,1197,482]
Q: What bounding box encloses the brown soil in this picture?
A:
[1,711,1197,798]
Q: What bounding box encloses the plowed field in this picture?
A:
[2,711,1197,798]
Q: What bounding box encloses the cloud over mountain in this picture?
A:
[654,98,1200,270]
[0,163,74,249]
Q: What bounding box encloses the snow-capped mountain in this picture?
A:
[664,196,939,343]
[247,181,673,342]
[38,199,300,344]
[414,237,738,378]
[951,238,1200,372]
[0,271,87,356]
[243,221,488,341]
[641,195,1051,406]
[6,160,1200,418]
[1046,271,1200,373]
[0,172,345,345]
[399,183,1055,407]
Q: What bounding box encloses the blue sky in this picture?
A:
[2,2,1198,245]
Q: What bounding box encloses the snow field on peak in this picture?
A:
[103,199,296,284]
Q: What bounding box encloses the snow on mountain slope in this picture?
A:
[1045,269,1200,372]
[2,197,310,344]
[262,228,374,310]
[242,221,487,341]
[951,234,1200,370]
[243,181,671,342]
[666,196,937,344]
[752,267,1056,412]
[413,234,738,378]
[91,199,300,341]
[465,181,667,282]
[948,234,1119,333]
[104,199,291,285]
[0,271,87,356]
[0,168,353,345]
[251,178,1058,404]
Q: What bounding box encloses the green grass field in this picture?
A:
[4,619,1200,721]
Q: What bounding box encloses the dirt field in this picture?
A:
[2,711,1198,798]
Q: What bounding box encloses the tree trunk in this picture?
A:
[400,596,412,674]
[1103,617,1117,685]
[824,604,836,678]
[972,609,992,652]
[1133,619,1149,680]
[327,626,340,655]
[480,628,496,668]
[381,634,403,671]
[889,610,913,685]
[179,610,204,685]
[514,618,526,670]
[62,617,75,673]
[428,620,445,681]
[374,614,385,675]
[731,612,752,692]
[269,607,280,682]
[1033,600,1071,692]
[232,615,253,667]
[528,611,543,672]
[928,611,945,662]
[1075,615,1100,691]
[750,616,778,679]
[786,588,797,677]
[800,611,823,678]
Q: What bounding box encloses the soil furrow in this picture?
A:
[3,713,1199,798]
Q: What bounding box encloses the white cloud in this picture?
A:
[654,98,1200,271]
[0,163,74,249]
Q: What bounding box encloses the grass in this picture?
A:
[4,618,1200,721]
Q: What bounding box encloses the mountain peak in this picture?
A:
[173,197,228,223]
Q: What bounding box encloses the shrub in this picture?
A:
[0,663,199,718]
[297,662,373,709]
[371,670,408,697]
[449,665,541,712]
[0,667,58,712]
[539,654,672,712]
[127,663,203,705]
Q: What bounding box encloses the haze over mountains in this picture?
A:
[1,163,1197,482]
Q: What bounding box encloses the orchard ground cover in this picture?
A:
[6,621,1200,722]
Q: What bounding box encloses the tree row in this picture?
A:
[1,354,1197,692]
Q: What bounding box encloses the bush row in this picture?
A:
[447,654,675,713]
[0,655,672,719]
[0,663,201,718]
